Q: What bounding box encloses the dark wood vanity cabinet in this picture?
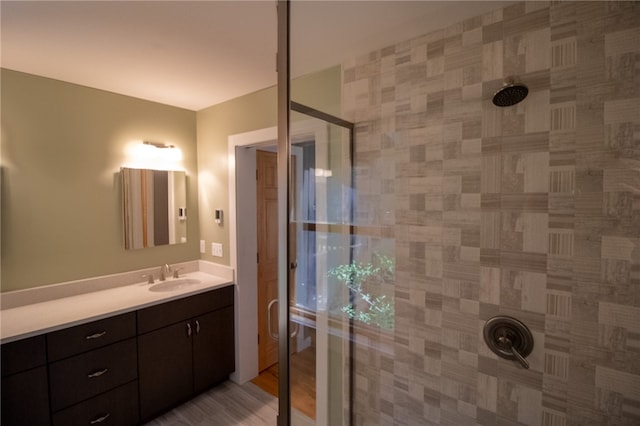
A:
[0,285,235,426]
[52,380,139,426]
[192,305,235,393]
[47,312,139,426]
[1,335,50,426]
[137,285,235,421]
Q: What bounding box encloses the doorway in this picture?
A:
[252,147,321,421]
[228,103,354,424]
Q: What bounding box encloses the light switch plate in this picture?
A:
[211,242,223,257]
[200,240,206,254]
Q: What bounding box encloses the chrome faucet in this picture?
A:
[159,264,172,281]
[172,267,183,278]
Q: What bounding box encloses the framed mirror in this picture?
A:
[121,167,187,249]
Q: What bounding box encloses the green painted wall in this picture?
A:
[196,66,342,265]
[1,69,200,291]
[0,65,341,291]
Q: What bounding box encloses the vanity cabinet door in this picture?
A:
[1,335,50,426]
[137,285,235,421]
[138,321,194,421]
[1,366,50,426]
[193,305,235,393]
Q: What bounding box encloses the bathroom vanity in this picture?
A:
[0,268,235,426]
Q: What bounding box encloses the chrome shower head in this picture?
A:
[492,79,529,107]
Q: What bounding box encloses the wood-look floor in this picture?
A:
[250,347,317,420]
[144,380,314,426]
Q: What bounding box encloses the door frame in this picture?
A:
[227,120,327,385]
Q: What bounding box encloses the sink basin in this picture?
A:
[148,278,201,292]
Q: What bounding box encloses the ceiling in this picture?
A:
[1,1,512,111]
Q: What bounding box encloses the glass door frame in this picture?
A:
[276,2,292,424]
[290,102,355,426]
[277,2,355,423]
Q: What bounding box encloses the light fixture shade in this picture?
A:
[124,140,183,170]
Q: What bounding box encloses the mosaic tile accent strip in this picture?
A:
[343,1,640,425]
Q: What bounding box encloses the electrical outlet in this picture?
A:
[211,242,223,257]
[200,240,206,254]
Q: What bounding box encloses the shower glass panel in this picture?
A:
[288,1,640,426]
[286,106,359,425]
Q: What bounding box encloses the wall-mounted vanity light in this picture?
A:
[144,140,174,149]
[125,140,183,170]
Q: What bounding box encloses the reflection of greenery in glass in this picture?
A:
[328,253,395,329]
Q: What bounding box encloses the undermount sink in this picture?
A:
[148,278,201,292]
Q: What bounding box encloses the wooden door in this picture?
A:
[257,150,279,372]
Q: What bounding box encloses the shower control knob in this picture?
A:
[483,316,534,369]
[497,335,529,369]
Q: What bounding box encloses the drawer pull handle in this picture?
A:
[90,413,110,424]
[85,331,107,340]
[187,322,192,337]
[87,368,108,378]
[195,320,200,334]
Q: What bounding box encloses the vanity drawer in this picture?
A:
[137,285,234,333]
[52,380,139,426]
[1,334,47,377]
[49,337,137,411]
[47,312,136,361]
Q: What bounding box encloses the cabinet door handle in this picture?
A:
[85,331,107,340]
[195,320,200,334]
[187,322,192,337]
[87,368,108,378]
[90,413,110,424]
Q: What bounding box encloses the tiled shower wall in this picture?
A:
[343,2,639,425]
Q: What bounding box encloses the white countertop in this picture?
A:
[1,270,234,344]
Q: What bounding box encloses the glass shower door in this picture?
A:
[287,106,354,425]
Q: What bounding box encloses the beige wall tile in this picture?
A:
[603,168,639,193]
[519,270,547,313]
[605,28,640,57]
[546,291,572,319]
[480,266,501,304]
[477,372,498,412]
[525,28,551,72]
[551,37,577,69]
[598,302,640,333]
[524,90,551,133]
[482,41,504,80]
[463,27,483,47]
[521,212,549,253]
[595,366,640,401]
[604,98,640,124]
[517,385,543,426]
[601,235,637,261]
[523,151,550,192]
